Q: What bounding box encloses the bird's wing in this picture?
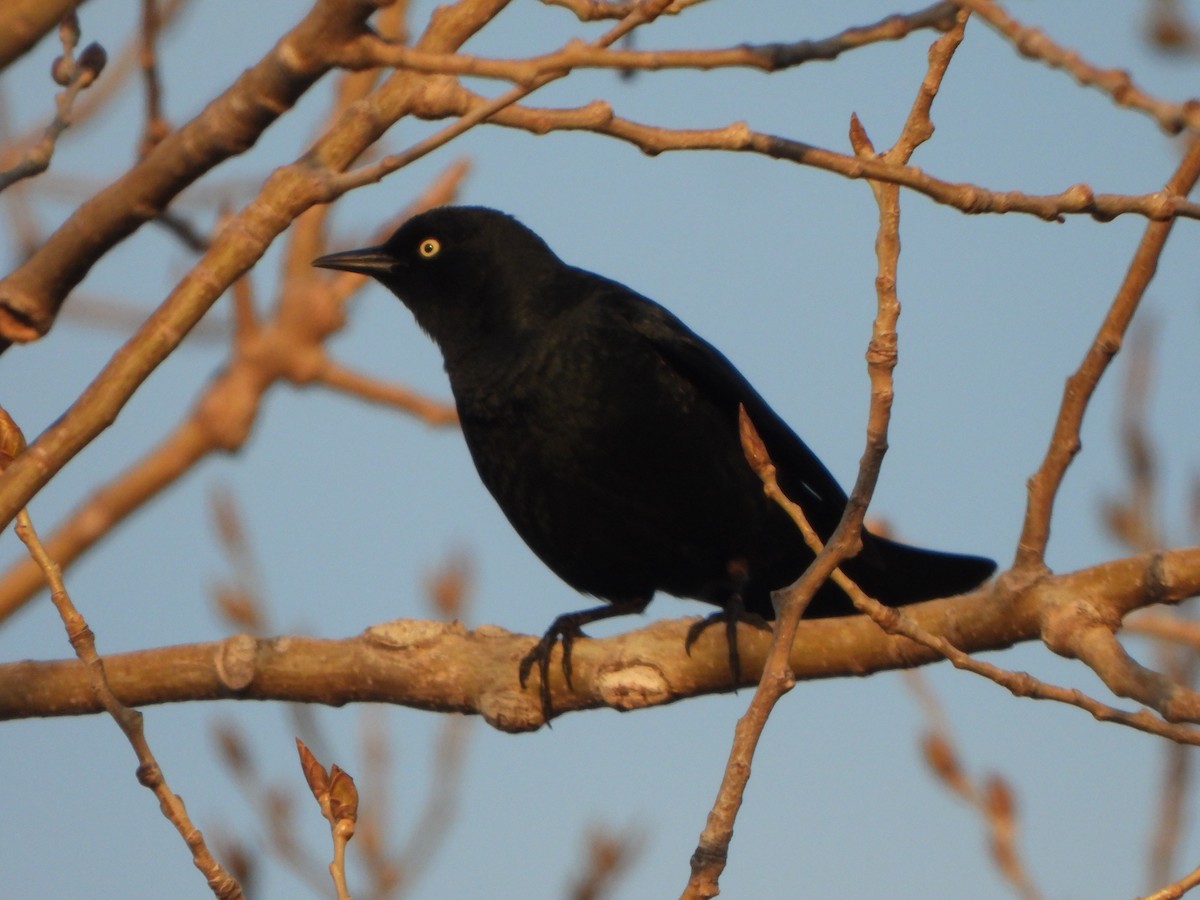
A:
[602,283,852,538]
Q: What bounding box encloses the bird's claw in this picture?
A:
[685,607,771,687]
[519,619,584,723]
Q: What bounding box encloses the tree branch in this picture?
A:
[0,0,507,536]
[0,0,379,345]
[953,0,1200,135]
[2,547,1196,734]
[1016,135,1200,569]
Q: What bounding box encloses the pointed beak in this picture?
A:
[312,246,402,277]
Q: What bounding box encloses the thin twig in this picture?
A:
[13,507,242,899]
[138,0,170,156]
[0,160,467,624]
[427,83,1200,223]
[315,359,458,425]
[952,0,1200,135]
[1139,861,1200,900]
[329,0,677,192]
[542,0,702,21]
[569,825,642,900]
[0,14,106,192]
[907,672,1042,900]
[1100,326,1200,889]
[296,740,358,900]
[682,15,968,897]
[1016,136,1200,569]
[335,3,959,78]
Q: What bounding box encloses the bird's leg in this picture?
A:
[519,596,650,720]
[684,604,759,685]
[684,563,769,686]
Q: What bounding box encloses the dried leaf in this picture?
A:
[984,775,1015,824]
[737,405,772,477]
[296,738,329,801]
[212,585,264,631]
[328,765,359,825]
[425,551,472,619]
[0,406,27,471]
[210,488,248,554]
[921,732,969,797]
[212,721,253,776]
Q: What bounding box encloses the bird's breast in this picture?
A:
[447,334,777,602]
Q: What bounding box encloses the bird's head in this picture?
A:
[313,206,562,357]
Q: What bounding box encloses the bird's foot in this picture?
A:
[519,616,585,723]
[685,607,771,687]
[518,598,651,723]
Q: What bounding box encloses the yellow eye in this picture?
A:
[418,238,441,258]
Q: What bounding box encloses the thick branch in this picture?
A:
[3,548,1197,734]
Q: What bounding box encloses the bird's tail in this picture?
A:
[841,531,996,608]
[789,529,995,619]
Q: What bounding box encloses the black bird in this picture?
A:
[314,206,994,713]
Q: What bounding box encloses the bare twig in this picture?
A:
[70,0,192,131]
[0,407,243,900]
[1140,861,1200,900]
[569,825,642,900]
[335,3,959,77]
[543,0,702,21]
[907,673,1042,900]
[1101,326,1200,889]
[208,496,472,899]
[1129,614,1200,648]
[297,740,359,900]
[0,160,466,624]
[0,0,86,69]
[1103,325,1163,553]
[138,0,170,156]
[953,0,1200,135]
[315,358,459,425]
[329,0,677,192]
[1148,642,1198,888]
[0,13,106,193]
[683,16,968,897]
[0,0,379,345]
[423,83,1200,224]
[1016,136,1200,570]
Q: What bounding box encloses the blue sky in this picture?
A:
[2,3,1199,898]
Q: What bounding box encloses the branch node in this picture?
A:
[595,662,670,710]
[1039,595,1108,659]
[214,633,258,691]
[364,617,461,649]
[478,688,543,734]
